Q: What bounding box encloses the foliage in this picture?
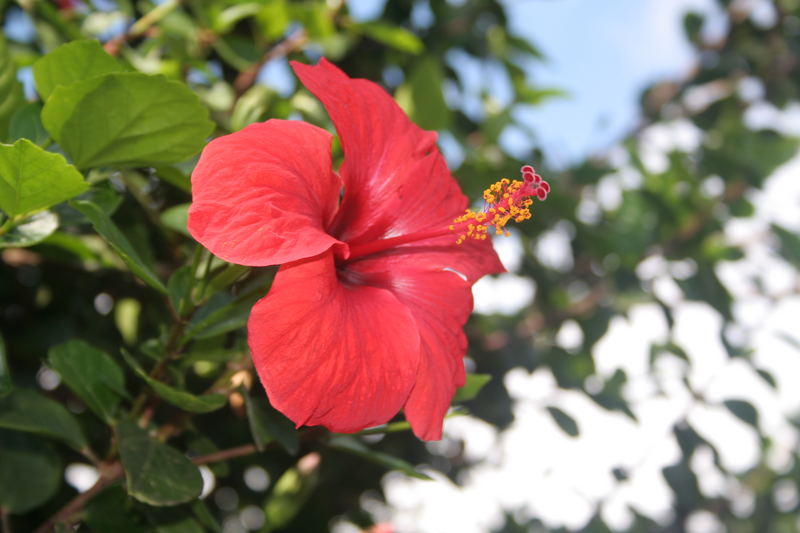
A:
[0,0,798,532]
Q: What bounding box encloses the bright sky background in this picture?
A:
[338,2,800,533]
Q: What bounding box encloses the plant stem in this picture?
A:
[103,0,183,56]
[233,29,308,95]
[32,443,260,533]
[192,444,258,465]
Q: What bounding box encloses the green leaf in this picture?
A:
[452,373,492,403]
[244,392,299,455]
[262,453,321,532]
[116,419,203,506]
[0,429,62,513]
[231,85,275,131]
[353,22,423,54]
[70,199,167,293]
[33,39,124,100]
[0,387,88,451]
[42,72,214,168]
[0,210,58,248]
[121,349,227,413]
[0,138,87,218]
[84,486,149,533]
[0,33,24,141]
[328,435,432,480]
[183,292,253,342]
[408,56,450,130]
[546,406,580,437]
[723,399,759,429]
[48,339,127,424]
[160,203,190,236]
[9,103,49,145]
[0,334,10,398]
[167,265,193,317]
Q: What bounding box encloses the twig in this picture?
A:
[233,29,308,95]
[103,0,182,56]
[192,444,258,465]
[1,507,11,533]
[32,462,123,533]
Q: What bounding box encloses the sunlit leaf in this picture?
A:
[33,39,124,100]
[42,72,214,168]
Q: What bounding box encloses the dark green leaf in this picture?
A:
[183,292,254,341]
[0,210,58,248]
[121,349,227,413]
[117,419,203,506]
[772,223,800,264]
[84,486,149,533]
[452,373,492,403]
[0,334,10,398]
[9,103,49,145]
[70,199,167,293]
[245,392,299,455]
[33,39,124,100]
[328,435,432,480]
[0,387,87,450]
[723,399,759,429]
[546,406,580,437]
[42,72,214,168]
[0,138,87,217]
[167,265,194,317]
[0,429,62,513]
[48,339,127,423]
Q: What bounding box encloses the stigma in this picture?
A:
[451,165,550,244]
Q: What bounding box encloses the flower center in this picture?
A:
[450,165,550,244]
[345,165,550,261]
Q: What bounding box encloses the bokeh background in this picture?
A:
[2,0,800,532]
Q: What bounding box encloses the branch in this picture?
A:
[233,29,308,96]
[192,444,258,465]
[103,0,182,56]
[32,462,123,533]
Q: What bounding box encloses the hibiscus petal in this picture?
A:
[188,120,344,266]
[291,59,467,244]
[346,257,475,440]
[248,250,421,434]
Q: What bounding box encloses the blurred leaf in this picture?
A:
[0,429,62,513]
[160,203,190,236]
[33,39,124,100]
[0,387,88,450]
[0,210,58,248]
[723,399,759,429]
[154,166,191,193]
[0,334,9,398]
[121,349,227,413]
[352,22,423,54]
[231,85,275,131]
[0,33,24,141]
[84,485,149,533]
[245,392,299,455]
[262,453,321,532]
[328,435,432,480]
[452,373,492,403]
[0,138,87,218]
[168,265,193,317]
[71,199,167,293]
[115,298,141,345]
[772,223,800,264]
[42,72,214,168]
[9,103,49,145]
[48,339,127,424]
[408,56,450,130]
[117,419,203,506]
[183,292,254,342]
[546,406,580,437]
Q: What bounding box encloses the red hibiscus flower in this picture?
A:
[188,59,549,440]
